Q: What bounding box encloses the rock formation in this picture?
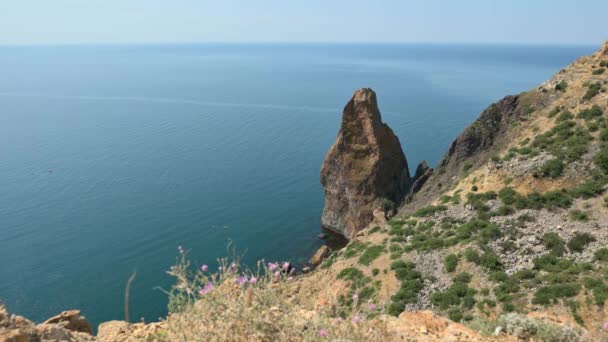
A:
[320,88,411,239]
[0,305,94,341]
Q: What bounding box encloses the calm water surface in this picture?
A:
[0,43,595,326]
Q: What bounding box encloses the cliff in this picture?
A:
[4,41,608,342]
[320,88,411,239]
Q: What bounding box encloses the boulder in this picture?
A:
[320,88,411,239]
[42,310,92,334]
[309,245,330,266]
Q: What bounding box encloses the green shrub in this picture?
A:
[412,205,447,217]
[464,248,480,263]
[389,261,424,315]
[445,254,458,273]
[583,82,602,100]
[594,248,608,261]
[600,129,608,142]
[498,187,519,205]
[480,251,503,271]
[569,210,589,222]
[532,284,580,305]
[542,232,566,256]
[547,107,561,118]
[463,162,473,172]
[471,185,478,192]
[571,177,607,198]
[431,281,476,311]
[567,233,596,252]
[343,241,369,258]
[358,245,384,266]
[556,110,573,122]
[492,205,515,216]
[592,68,605,75]
[577,105,603,120]
[554,80,567,91]
[594,148,608,174]
[536,159,564,179]
[453,272,472,284]
[338,267,364,281]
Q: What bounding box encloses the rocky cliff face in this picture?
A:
[403,93,533,210]
[320,88,411,239]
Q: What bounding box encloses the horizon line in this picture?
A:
[0,40,602,48]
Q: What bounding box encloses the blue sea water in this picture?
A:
[0,43,595,327]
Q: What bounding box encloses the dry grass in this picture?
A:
[155,247,392,341]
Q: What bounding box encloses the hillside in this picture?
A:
[3,41,608,341]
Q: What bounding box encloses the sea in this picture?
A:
[0,43,596,327]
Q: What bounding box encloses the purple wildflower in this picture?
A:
[236,275,247,286]
[274,271,281,278]
[367,303,377,311]
[282,262,290,270]
[351,315,362,324]
[249,277,258,284]
[604,322,608,330]
[201,264,208,272]
[268,262,278,271]
[287,276,293,281]
[319,328,328,337]
[199,282,214,296]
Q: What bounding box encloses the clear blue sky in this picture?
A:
[1,0,606,45]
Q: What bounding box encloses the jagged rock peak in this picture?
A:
[320,88,411,239]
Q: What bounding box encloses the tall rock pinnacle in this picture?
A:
[320,88,411,239]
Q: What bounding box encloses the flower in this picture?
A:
[351,315,362,324]
[236,275,247,286]
[604,322,608,330]
[199,282,214,296]
[274,271,281,278]
[367,303,377,311]
[268,262,278,271]
[319,328,328,337]
[282,262,290,270]
[249,277,258,284]
[287,276,293,281]
[201,264,208,272]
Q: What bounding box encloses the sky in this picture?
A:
[0,0,606,45]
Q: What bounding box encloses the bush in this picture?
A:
[583,82,601,100]
[444,254,458,272]
[412,205,447,217]
[569,210,589,222]
[389,261,424,315]
[536,159,564,179]
[567,232,596,252]
[542,233,566,256]
[554,80,567,91]
[464,248,480,263]
[532,284,580,305]
[594,248,608,262]
[556,110,573,122]
[480,251,502,271]
[592,68,605,75]
[571,177,607,198]
[498,187,519,205]
[594,148,608,174]
[358,245,384,266]
[463,162,473,172]
[577,105,603,120]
